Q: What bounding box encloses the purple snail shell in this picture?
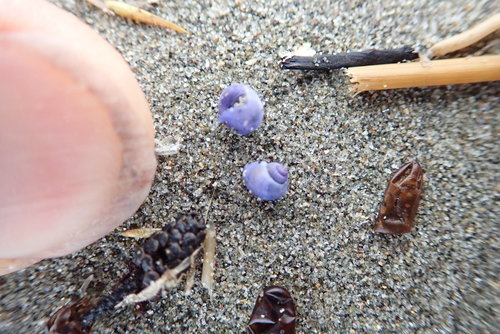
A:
[243,161,289,201]
[218,83,264,135]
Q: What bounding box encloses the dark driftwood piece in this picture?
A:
[247,286,297,334]
[372,161,424,234]
[281,46,418,70]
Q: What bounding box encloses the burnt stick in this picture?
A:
[281,46,418,70]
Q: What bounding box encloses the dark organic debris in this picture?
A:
[133,212,207,289]
[281,46,418,70]
[247,286,297,334]
[46,213,206,333]
[372,161,424,234]
[45,297,96,334]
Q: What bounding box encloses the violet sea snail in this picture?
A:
[243,161,289,201]
[218,83,264,135]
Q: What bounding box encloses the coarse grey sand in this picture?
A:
[1,0,499,333]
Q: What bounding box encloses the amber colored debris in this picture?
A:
[46,297,96,334]
[430,13,500,57]
[104,1,188,33]
[347,55,500,93]
[120,227,160,238]
[247,286,297,334]
[372,161,424,234]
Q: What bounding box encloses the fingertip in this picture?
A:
[0,0,156,267]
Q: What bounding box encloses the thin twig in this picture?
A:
[281,46,418,70]
[204,186,217,223]
[79,275,94,297]
[430,13,500,57]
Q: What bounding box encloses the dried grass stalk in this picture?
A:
[430,13,500,57]
[105,1,188,33]
[347,55,500,94]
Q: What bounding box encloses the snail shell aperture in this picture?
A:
[218,84,264,135]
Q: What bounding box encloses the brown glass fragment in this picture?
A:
[247,286,297,334]
[372,160,424,234]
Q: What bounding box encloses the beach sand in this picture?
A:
[0,0,498,332]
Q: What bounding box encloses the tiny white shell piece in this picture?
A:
[155,137,183,156]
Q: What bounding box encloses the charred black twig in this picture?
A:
[281,46,418,70]
[46,213,206,334]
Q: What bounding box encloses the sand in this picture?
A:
[1,0,498,333]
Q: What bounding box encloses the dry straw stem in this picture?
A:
[104,1,188,33]
[347,55,500,94]
[430,13,500,57]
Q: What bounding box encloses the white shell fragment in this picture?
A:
[245,58,259,66]
[281,42,317,60]
[155,137,183,156]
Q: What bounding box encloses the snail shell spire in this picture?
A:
[243,161,289,201]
